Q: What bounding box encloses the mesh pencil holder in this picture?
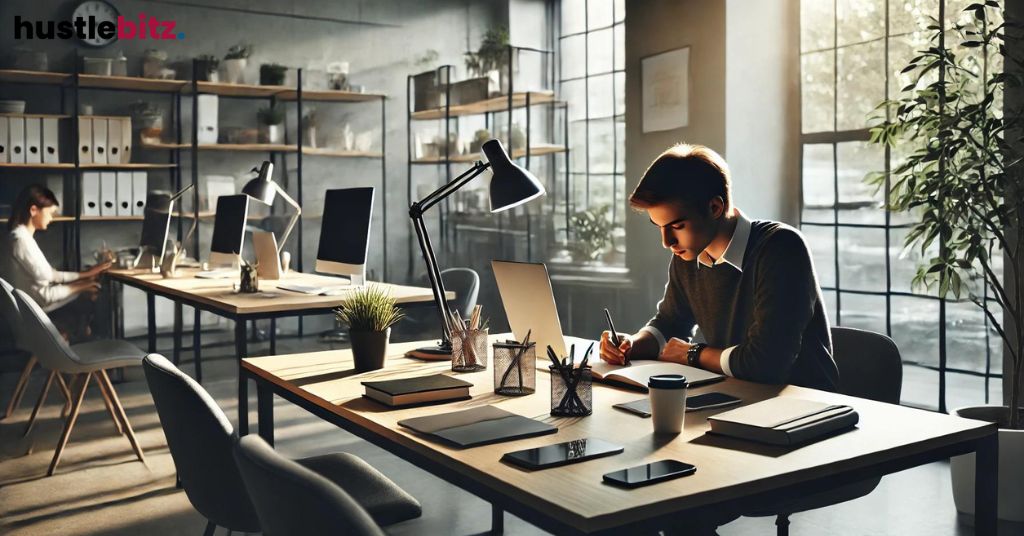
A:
[451,328,488,372]
[493,341,536,396]
[549,365,592,417]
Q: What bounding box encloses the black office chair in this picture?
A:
[743,326,903,535]
[400,267,480,339]
[142,354,420,535]
[233,435,386,536]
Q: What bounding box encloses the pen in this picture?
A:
[604,307,629,365]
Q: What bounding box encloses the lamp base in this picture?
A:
[405,340,452,361]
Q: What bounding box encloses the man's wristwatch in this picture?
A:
[687,343,707,367]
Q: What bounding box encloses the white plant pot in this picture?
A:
[223,58,247,84]
[950,405,1024,522]
[260,124,284,144]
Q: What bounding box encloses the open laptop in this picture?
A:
[252,230,282,280]
[491,260,596,359]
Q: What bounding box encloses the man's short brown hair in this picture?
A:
[629,143,731,213]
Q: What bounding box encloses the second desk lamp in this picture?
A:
[241,161,302,273]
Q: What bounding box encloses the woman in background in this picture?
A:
[7,184,110,341]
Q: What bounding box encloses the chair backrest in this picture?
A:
[0,277,22,349]
[142,354,260,532]
[12,289,79,372]
[233,435,385,536]
[831,326,903,404]
[441,267,479,319]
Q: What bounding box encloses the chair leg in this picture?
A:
[94,373,124,435]
[55,373,73,417]
[203,521,216,536]
[97,370,146,466]
[24,370,56,437]
[775,513,790,536]
[5,356,37,418]
[48,373,91,476]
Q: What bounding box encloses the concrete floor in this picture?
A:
[0,330,1021,536]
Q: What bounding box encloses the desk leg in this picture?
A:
[172,302,182,366]
[270,318,277,355]
[236,319,249,436]
[975,432,998,536]
[491,504,504,534]
[257,382,274,446]
[146,293,156,353]
[193,308,202,383]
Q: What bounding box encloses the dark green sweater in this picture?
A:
[646,220,839,391]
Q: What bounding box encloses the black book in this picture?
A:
[362,374,473,407]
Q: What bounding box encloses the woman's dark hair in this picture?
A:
[8,184,59,231]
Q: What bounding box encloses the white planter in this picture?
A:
[950,405,1024,522]
[222,58,247,84]
[259,124,284,145]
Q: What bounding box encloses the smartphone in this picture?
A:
[687,392,742,411]
[603,460,697,489]
[502,438,624,470]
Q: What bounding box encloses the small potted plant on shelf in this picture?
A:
[569,205,612,264]
[142,49,169,79]
[194,54,219,82]
[259,63,288,86]
[463,26,511,99]
[302,108,318,149]
[257,106,286,145]
[334,286,405,372]
[222,43,252,84]
[129,101,163,144]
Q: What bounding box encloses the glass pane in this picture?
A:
[801,0,835,52]
[588,27,614,75]
[890,0,935,36]
[892,295,940,367]
[822,289,839,324]
[837,40,884,131]
[563,79,586,121]
[614,0,625,23]
[802,224,836,288]
[562,0,586,35]
[889,32,937,100]
[902,363,938,409]
[836,0,884,47]
[802,143,835,222]
[588,73,614,119]
[836,141,885,224]
[947,372,1000,414]
[588,0,613,30]
[889,226,938,296]
[561,34,586,80]
[801,51,835,133]
[588,117,615,174]
[946,299,991,374]
[587,174,615,211]
[614,175,626,225]
[614,24,625,71]
[837,227,887,292]
[569,121,586,172]
[614,119,625,172]
[838,292,886,334]
[614,71,625,116]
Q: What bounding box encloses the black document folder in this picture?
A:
[398,405,557,448]
[707,398,858,446]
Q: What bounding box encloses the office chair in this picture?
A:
[743,326,903,535]
[13,289,147,476]
[400,267,480,339]
[142,354,420,535]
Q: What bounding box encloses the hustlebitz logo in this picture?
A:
[14,13,184,41]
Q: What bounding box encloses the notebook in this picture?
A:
[398,405,557,448]
[707,397,859,446]
[589,361,725,392]
[362,374,472,407]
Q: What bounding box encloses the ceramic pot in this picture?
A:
[350,328,390,372]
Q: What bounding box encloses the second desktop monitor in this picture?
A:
[210,194,249,266]
[316,187,374,281]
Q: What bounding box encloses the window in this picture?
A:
[558,0,626,265]
[800,0,1002,411]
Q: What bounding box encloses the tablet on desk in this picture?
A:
[502,438,623,470]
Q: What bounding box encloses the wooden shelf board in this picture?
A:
[194,143,297,153]
[411,91,556,120]
[139,141,190,150]
[189,81,289,98]
[0,69,70,85]
[0,163,74,169]
[278,89,384,102]
[78,74,187,92]
[0,113,71,119]
[80,163,177,169]
[412,144,566,164]
[301,147,383,158]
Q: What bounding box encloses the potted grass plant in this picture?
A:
[865,0,1024,522]
[334,286,405,372]
[257,106,286,145]
[260,63,288,86]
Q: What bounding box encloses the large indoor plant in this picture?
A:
[464,26,511,96]
[334,286,405,372]
[866,0,1023,521]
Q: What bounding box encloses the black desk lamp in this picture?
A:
[241,161,302,255]
[407,139,545,359]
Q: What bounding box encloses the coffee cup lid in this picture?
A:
[648,374,687,389]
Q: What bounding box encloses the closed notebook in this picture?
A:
[362,374,472,407]
[398,405,557,448]
[707,397,859,446]
[589,361,724,391]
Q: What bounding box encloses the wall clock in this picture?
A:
[73,0,120,48]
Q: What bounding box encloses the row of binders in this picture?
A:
[82,171,147,217]
[0,116,132,165]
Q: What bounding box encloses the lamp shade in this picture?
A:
[241,161,276,205]
[482,139,545,213]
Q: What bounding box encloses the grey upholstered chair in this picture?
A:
[233,435,387,536]
[744,326,903,535]
[142,354,420,536]
[13,289,147,476]
[402,267,480,338]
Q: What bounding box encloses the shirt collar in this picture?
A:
[697,209,750,272]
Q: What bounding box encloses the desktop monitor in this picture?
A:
[316,187,374,282]
[139,192,173,262]
[209,194,249,266]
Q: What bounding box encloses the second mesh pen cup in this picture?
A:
[549,365,593,417]
[493,341,536,395]
[451,328,488,372]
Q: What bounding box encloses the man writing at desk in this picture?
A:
[600,144,839,392]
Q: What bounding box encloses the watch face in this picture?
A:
[73,0,119,47]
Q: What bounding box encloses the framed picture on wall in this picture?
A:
[642,47,690,133]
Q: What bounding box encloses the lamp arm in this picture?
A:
[414,161,491,215]
[412,211,453,343]
[273,183,303,254]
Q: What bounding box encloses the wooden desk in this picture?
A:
[242,336,998,535]
[107,269,444,436]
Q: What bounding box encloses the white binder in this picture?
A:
[131,171,148,216]
[120,117,132,164]
[100,171,117,216]
[82,172,101,216]
[24,117,42,164]
[78,117,93,164]
[116,171,133,215]
[107,118,123,164]
[197,94,218,145]
[92,118,108,164]
[42,117,59,164]
[9,116,25,164]
[0,117,8,164]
